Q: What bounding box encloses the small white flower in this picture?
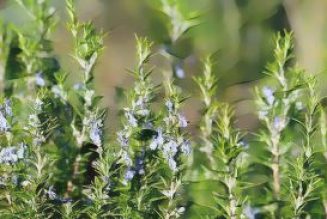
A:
[35,98,44,111]
[89,119,102,146]
[85,90,95,107]
[243,204,260,219]
[238,140,249,149]
[125,111,138,127]
[144,122,153,129]
[273,116,286,132]
[134,96,147,108]
[138,109,150,116]
[258,110,268,120]
[51,85,67,101]
[17,143,26,159]
[149,128,164,150]
[163,140,178,158]
[4,99,12,117]
[135,156,145,175]
[175,63,185,79]
[122,168,135,185]
[121,151,133,166]
[262,86,274,105]
[35,73,46,87]
[21,180,31,187]
[168,157,177,172]
[177,114,188,128]
[46,186,57,200]
[177,207,185,214]
[0,111,10,132]
[0,147,19,164]
[181,139,191,155]
[162,189,175,199]
[117,131,129,148]
[165,100,174,112]
[73,83,84,90]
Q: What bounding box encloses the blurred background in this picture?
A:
[1,0,327,132]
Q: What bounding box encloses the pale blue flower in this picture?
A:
[149,128,164,150]
[168,157,177,172]
[0,147,21,164]
[73,83,84,90]
[122,168,135,185]
[163,140,178,158]
[4,99,12,117]
[138,109,150,116]
[177,114,188,128]
[0,111,9,132]
[125,111,138,127]
[46,186,57,200]
[35,73,46,87]
[85,90,95,107]
[17,143,26,159]
[117,131,129,148]
[273,116,286,131]
[135,97,145,107]
[174,63,185,79]
[90,119,102,146]
[181,139,191,155]
[34,98,44,111]
[165,100,174,112]
[51,85,66,100]
[121,151,133,166]
[135,155,145,175]
[262,86,274,105]
[243,204,260,219]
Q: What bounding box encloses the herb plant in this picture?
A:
[0,0,327,219]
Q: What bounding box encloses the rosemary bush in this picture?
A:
[0,0,327,218]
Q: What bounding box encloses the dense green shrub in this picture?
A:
[0,0,326,218]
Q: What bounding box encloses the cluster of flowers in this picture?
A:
[149,99,191,172]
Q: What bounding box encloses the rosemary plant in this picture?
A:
[193,57,246,218]
[255,32,299,203]
[194,56,218,166]
[0,0,327,218]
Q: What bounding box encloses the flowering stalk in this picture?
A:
[255,32,300,203]
[212,104,245,219]
[15,0,57,94]
[18,92,55,217]
[287,75,321,218]
[194,56,218,166]
[66,0,105,198]
[0,93,57,217]
[115,36,159,218]
[0,1,59,217]
[156,80,190,219]
[66,0,104,149]
[194,56,246,218]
